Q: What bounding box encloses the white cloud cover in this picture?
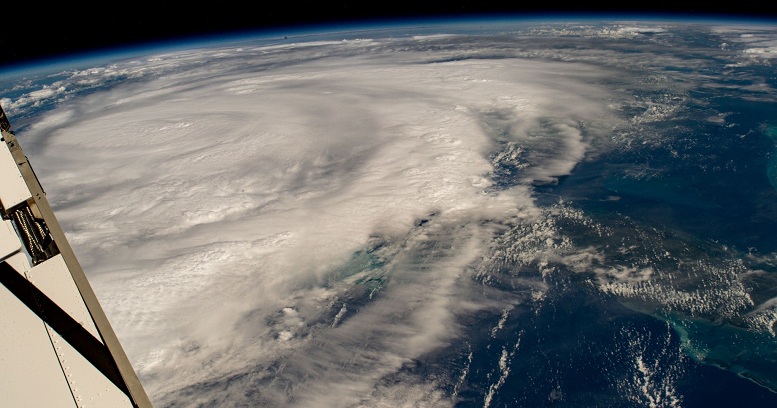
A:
[18,37,624,406]
[7,21,776,406]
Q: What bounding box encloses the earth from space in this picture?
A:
[1,16,777,407]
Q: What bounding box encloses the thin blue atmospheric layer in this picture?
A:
[3,19,777,407]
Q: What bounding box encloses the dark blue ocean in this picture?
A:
[2,19,777,407]
[439,74,777,406]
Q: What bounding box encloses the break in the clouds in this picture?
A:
[19,36,621,406]
[6,21,777,407]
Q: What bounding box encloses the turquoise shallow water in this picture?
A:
[532,86,777,404]
[669,315,777,391]
[2,19,777,407]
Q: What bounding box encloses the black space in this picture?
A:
[1,2,775,70]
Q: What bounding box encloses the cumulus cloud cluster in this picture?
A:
[6,21,776,407]
[15,35,620,406]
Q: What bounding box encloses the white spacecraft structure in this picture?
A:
[0,103,153,407]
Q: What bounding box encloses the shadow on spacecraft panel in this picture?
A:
[0,102,153,408]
